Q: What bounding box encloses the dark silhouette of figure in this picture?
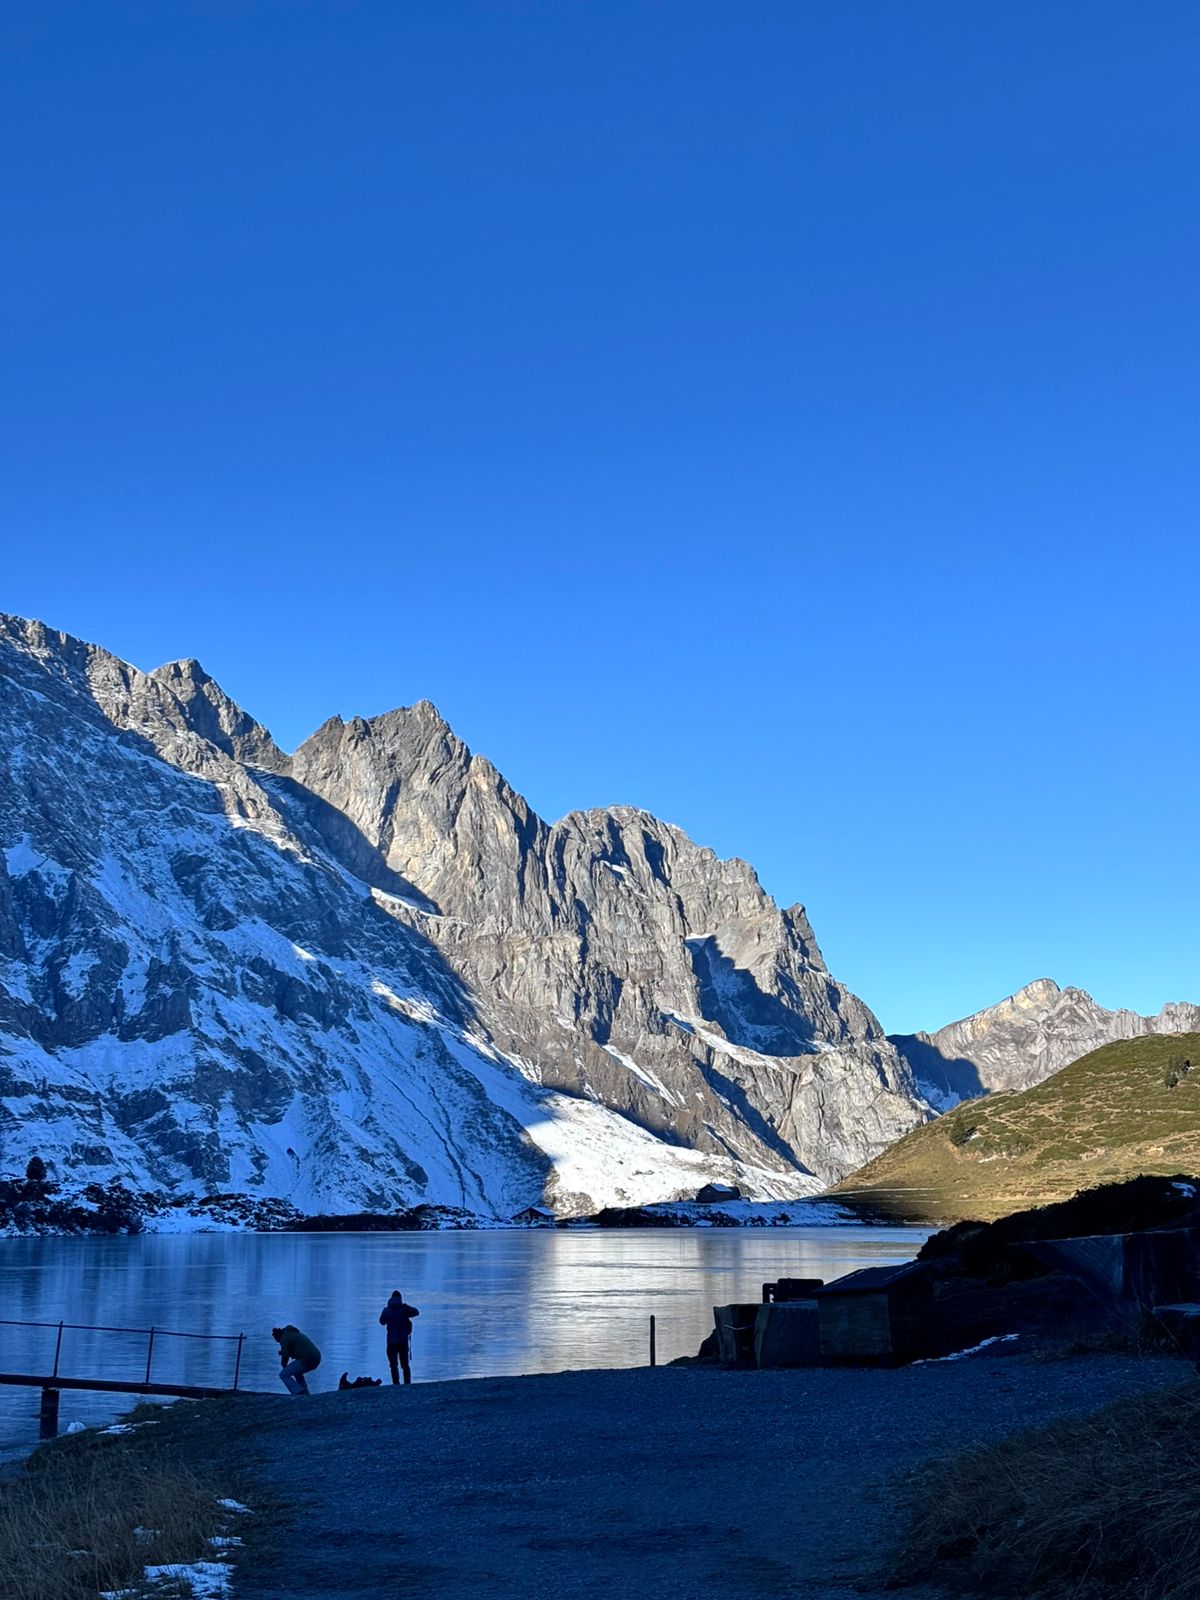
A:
[272,1324,321,1394]
[379,1290,420,1385]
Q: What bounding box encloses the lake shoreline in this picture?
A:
[27,1351,1186,1600]
[0,1224,932,1457]
[1,1180,873,1237]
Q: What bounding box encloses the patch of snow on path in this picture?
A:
[142,1562,233,1598]
[914,1334,1020,1364]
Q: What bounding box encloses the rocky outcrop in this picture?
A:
[149,658,287,772]
[892,978,1200,1107]
[0,612,928,1215]
[288,706,925,1181]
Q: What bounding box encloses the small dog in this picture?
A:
[338,1372,383,1390]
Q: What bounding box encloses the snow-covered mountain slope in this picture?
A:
[891,978,1200,1108]
[0,615,926,1215]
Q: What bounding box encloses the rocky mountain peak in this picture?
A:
[892,978,1200,1108]
[156,656,211,685]
[409,697,449,723]
[1,613,931,1213]
[289,692,917,1175]
[1012,977,1062,1009]
[149,658,287,772]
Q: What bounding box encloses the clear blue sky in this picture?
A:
[3,3,1198,1034]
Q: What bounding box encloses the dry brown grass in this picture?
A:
[887,1380,1200,1599]
[0,1430,240,1600]
[835,1033,1200,1223]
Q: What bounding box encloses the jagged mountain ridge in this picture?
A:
[892,978,1200,1108]
[286,705,922,1180]
[0,614,926,1215]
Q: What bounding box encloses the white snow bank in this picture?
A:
[142,1562,233,1598]
[5,834,68,878]
[914,1334,1020,1365]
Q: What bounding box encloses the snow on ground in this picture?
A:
[447,1032,821,1211]
[1,628,833,1223]
[140,1562,232,1599]
[5,834,71,879]
[621,1196,854,1226]
[665,1010,809,1070]
[914,1334,1021,1364]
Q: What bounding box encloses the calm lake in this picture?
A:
[0,1224,928,1455]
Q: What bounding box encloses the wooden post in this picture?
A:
[232,1333,245,1391]
[39,1387,60,1440]
[144,1328,156,1385]
[649,1315,657,1368]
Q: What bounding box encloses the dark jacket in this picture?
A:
[379,1295,420,1344]
[276,1325,321,1368]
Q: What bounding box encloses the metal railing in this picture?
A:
[0,1317,248,1389]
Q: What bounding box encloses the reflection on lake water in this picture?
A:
[0,1224,928,1452]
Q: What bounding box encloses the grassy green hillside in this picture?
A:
[833,1034,1200,1223]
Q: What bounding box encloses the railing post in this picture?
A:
[144,1327,156,1385]
[232,1333,245,1391]
[39,1387,60,1440]
[649,1314,657,1368]
[52,1320,64,1378]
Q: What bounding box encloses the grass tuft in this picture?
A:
[887,1380,1200,1599]
[0,1432,240,1600]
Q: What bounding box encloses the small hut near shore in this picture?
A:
[813,1260,935,1365]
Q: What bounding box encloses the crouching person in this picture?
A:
[272,1323,321,1395]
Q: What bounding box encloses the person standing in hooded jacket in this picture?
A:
[379,1290,420,1385]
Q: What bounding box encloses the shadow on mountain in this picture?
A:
[98,711,475,1038]
[888,1033,985,1102]
[687,936,816,1054]
[696,1058,809,1171]
[262,773,441,914]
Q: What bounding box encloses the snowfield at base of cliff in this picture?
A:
[0,613,927,1221]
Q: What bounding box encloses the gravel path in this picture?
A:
[151,1353,1187,1599]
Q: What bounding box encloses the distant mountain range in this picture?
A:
[0,615,923,1217]
[891,979,1200,1108]
[3,614,1196,1223]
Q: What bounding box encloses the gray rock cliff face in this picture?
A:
[149,658,288,773]
[289,708,925,1182]
[0,613,927,1214]
[892,978,1200,1106]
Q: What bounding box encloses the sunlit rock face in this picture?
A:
[0,613,926,1216]
[892,978,1200,1108]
